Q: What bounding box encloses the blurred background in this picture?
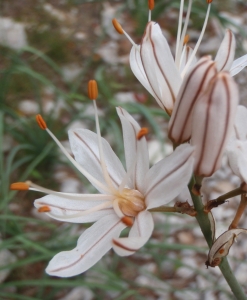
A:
[1,0,247,299]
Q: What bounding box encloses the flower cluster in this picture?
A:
[11,0,247,283]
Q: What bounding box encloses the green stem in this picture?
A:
[189,176,247,299]
[219,258,247,300]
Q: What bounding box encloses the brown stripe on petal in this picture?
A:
[194,73,234,176]
[218,30,233,72]
[74,132,119,187]
[140,25,171,113]
[112,239,136,252]
[118,107,138,190]
[194,79,216,176]
[49,220,122,273]
[210,75,231,174]
[169,58,216,144]
[145,150,193,197]
[149,25,176,105]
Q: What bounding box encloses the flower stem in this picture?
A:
[229,194,247,229]
[188,176,247,299]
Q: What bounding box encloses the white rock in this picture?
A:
[62,64,82,82]
[0,17,28,50]
[0,248,16,283]
[18,100,39,115]
[60,287,94,300]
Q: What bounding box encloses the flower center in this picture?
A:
[116,188,146,217]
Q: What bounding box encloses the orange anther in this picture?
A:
[148,0,154,10]
[137,127,149,140]
[183,34,190,45]
[121,216,134,227]
[88,80,98,100]
[112,19,124,35]
[10,182,29,191]
[38,206,51,213]
[36,114,47,130]
[207,0,213,3]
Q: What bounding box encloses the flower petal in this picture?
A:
[192,72,239,176]
[179,46,197,74]
[129,46,157,100]
[140,22,181,114]
[206,229,247,267]
[112,211,154,256]
[169,56,217,143]
[230,54,247,76]
[144,144,194,209]
[116,107,149,192]
[232,105,247,140]
[34,194,115,223]
[227,140,247,182]
[46,214,125,277]
[68,129,126,193]
[215,29,236,72]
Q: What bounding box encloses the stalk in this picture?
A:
[188,176,247,299]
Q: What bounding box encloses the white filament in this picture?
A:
[181,3,211,77]
[176,0,193,67]
[175,0,185,64]
[45,128,111,193]
[118,156,137,193]
[123,30,139,51]
[148,10,151,22]
[93,100,115,191]
[47,200,113,219]
[28,182,113,200]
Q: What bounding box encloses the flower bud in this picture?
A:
[168,56,217,143]
[192,72,238,176]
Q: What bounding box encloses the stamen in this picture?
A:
[48,200,113,219]
[92,96,115,191]
[88,80,98,100]
[38,206,51,213]
[10,182,29,191]
[175,0,192,67]
[28,181,113,201]
[181,2,212,77]
[112,18,138,50]
[148,0,154,22]
[113,199,124,218]
[36,114,47,130]
[37,115,110,193]
[183,34,190,45]
[118,156,137,193]
[175,0,184,61]
[112,18,123,34]
[148,0,154,10]
[136,127,149,140]
[121,216,134,227]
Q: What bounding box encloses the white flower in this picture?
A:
[226,105,247,182]
[12,104,194,277]
[113,1,247,114]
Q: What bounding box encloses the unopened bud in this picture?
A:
[191,72,238,176]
